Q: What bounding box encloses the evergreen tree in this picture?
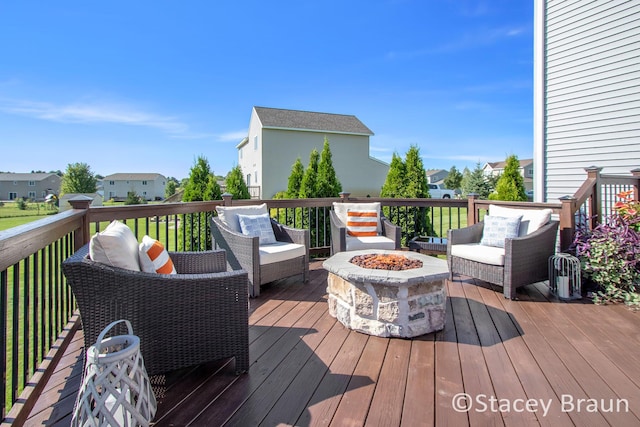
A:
[404,145,428,198]
[461,162,491,198]
[491,155,527,201]
[181,156,221,250]
[316,137,342,197]
[443,166,463,192]
[380,153,406,198]
[60,162,97,194]
[299,149,319,198]
[286,158,305,199]
[225,165,251,199]
[165,180,177,198]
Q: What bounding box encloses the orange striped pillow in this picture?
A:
[139,235,177,274]
[346,210,379,237]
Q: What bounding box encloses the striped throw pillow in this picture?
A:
[139,235,177,274]
[346,210,379,237]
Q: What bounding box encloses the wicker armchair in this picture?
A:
[62,244,249,376]
[329,202,401,254]
[211,215,309,298]
[447,219,559,300]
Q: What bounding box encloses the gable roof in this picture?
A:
[253,106,374,136]
[0,173,60,182]
[103,173,165,181]
[484,159,533,170]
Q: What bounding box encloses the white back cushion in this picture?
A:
[216,203,268,233]
[332,202,382,234]
[488,205,552,236]
[89,220,141,271]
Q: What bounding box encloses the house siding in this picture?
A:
[536,0,640,202]
[0,173,61,201]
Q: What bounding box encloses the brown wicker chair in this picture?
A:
[210,215,309,298]
[447,219,559,300]
[62,244,249,376]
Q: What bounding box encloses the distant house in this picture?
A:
[237,106,389,198]
[0,173,61,201]
[534,0,640,202]
[425,169,448,185]
[102,173,166,201]
[483,159,534,191]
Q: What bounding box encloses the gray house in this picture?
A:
[425,169,448,185]
[0,173,61,201]
[102,173,167,201]
[534,0,640,202]
[237,106,389,198]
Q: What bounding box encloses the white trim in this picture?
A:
[533,0,546,203]
[261,125,373,136]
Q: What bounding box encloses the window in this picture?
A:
[254,171,258,184]
[109,181,115,185]
[28,181,35,186]
[9,192,17,200]
[246,174,251,186]
[253,135,258,150]
[28,191,36,199]
[142,181,148,185]
[239,147,243,159]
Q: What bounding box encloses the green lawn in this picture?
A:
[0,202,59,231]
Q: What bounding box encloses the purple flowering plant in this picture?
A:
[571,201,640,306]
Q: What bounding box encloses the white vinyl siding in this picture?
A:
[541,0,640,202]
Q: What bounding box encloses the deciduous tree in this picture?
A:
[60,162,97,194]
[443,166,463,192]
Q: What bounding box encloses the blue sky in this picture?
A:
[0,1,533,180]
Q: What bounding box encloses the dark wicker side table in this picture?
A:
[408,236,448,255]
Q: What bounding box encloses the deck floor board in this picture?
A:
[21,260,640,426]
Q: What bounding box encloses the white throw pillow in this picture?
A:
[480,215,523,248]
[216,203,268,233]
[237,213,277,245]
[488,205,552,236]
[89,220,141,271]
[139,235,177,274]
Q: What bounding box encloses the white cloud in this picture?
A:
[0,97,210,139]
[216,130,247,142]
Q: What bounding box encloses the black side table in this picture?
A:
[408,236,448,255]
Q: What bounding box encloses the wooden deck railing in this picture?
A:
[1,166,638,422]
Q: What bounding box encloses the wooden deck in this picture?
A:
[20,259,640,426]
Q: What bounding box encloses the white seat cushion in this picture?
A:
[345,235,396,251]
[488,205,552,236]
[259,242,306,265]
[451,243,505,266]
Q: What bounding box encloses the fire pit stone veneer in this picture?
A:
[323,249,449,338]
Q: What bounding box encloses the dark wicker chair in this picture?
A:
[62,244,249,376]
[329,209,401,254]
[210,216,309,298]
[447,220,559,300]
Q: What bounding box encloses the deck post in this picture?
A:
[68,195,93,251]
[339,192,351,202]
[222,193,233,206]
[631,168,640,202]
[467,193,478,225]
[584,166,602,230]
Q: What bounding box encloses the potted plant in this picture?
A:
[571,191,640,307]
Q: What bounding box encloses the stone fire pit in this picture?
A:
[323,249,449,338]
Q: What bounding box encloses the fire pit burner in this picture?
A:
[350,253,422,270]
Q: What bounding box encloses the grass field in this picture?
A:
[0,201,59,231]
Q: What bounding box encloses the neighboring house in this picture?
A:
[237,106,389,198]
[102,173,166,201]
[425,169,448,185]
[534,0,640,203]
[483,159,534,191]
[0,173,61,201]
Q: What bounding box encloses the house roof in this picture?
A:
[103,173,165,181]
[484,159,533,169]
[253,107,374,136]
[0,172,59,182]
[425,169,447,177]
